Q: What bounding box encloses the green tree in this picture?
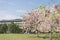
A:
[50,12,58,40]
[9,22,22,33]
[39,5,46,9]
[0,24,8,33]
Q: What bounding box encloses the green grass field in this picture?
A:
[0,33,60,40]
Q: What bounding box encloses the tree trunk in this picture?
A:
[35,30,39,37]
[50,26,52,40]
[37,30,39,37]
[50,32,52,40]
[25,28,29,34]
[22,27,25,33]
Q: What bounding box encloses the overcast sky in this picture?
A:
[0,0,60,20]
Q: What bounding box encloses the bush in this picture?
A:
[0,24,8,33]
[9,22,22,33]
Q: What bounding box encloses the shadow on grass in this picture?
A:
[29,36,60,39]
[29,36,49,39]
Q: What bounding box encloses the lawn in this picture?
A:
[0,33,60,40]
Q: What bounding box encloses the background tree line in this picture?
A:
[0,22,22,34]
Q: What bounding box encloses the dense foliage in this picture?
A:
[0,24,8,33]
[0,22,22,34]
[9,22,22,33]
